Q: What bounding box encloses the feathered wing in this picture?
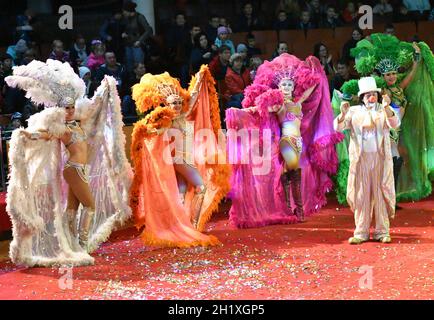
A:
[186,65,231,231]
[78,75,133,252]
[6,76,133,266]
[7,108,94,267]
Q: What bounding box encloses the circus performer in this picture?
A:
[5,59,132,267]
[334,77,400,244]
[226,53,343,228]
[130,65,230,247]
[333,33,434,204]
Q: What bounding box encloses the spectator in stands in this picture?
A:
[248,56,263,80]
[341,27,363,62]
[215,26,235,55]
[245,33,262,60]
[0,55,13,112]
[224,53,251,108]
[190,32,214,73]
[121,62,146,123]
[373,0,394,16]
[78,66,95,98]
[313,42,335,76]
[342,2,358,24]
[10,112,23,129]
[69,34,89,70]
[15,9,36,42]
[100,9,125,63]
[393,5,410,23]
[271,41,289,59]
[87,40,106,74]
[95,51,127,96]
[166,11,189,81]
[307,0,325,26]
[429,8,434,21]
[275,0,301,21]
[274,10,295,31]
[122,1,153,73]
[384,23,395,36]
[321,6,343,29]
[205,15,220,46]
[0,54,13,80]
[330,58,357,94]
[402,0,431,15]
[235,2,263,32]
[297,10,317,31]
[22,49,36,65]
[22,99,42,122]
[7,39,28,65]
[219,17,232,32]
[48,40,70,63]
[186,24,202,61]
[236,43,249,66]
[209,45,231,81]
[145,40,168,75]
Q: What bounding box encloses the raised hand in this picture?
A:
[382,94,391,108]
[340,101,350,115]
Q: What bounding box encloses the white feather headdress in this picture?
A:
[5,59,85,108]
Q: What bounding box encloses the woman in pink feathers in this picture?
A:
[226,53,343,228]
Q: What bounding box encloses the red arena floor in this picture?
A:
[0,196,432,300]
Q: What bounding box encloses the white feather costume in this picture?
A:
[5,60,133,267]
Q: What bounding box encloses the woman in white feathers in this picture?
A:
[5,59,132,267]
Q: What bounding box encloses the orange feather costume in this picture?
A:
[130,65,231,247]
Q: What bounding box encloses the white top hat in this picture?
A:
[357,77,382,97]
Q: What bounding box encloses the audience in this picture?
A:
[321,6,343,29]
[87,40,106,73]
[313,42,335,76]
[95,51,127,96]
[69,34,89,70]
[122,1,153,73]
[271,41,289,59]
[342,2,358,24]
[215,26,235,55]
[209,45,231,81]
[275,0,301,21]
[1,0,434,134]
[100,9,126,63]
[235,2,263,32]
[246,33,262,59]
[297,10,317,31]
[190,32,214,73]
[330,58,357,94]
[48,40,70,63]
[341,27,363,62]
[274,10,294,31]
[205,15,220,45]
[224,53,251,108]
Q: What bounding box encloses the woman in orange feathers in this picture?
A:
[130,65,231,247]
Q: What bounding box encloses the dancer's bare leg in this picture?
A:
[63,167,95,249]
[174,163,206,228]
[65,187,80,239]
[176,172,188,205]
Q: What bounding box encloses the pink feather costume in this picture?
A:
[226,53,344,228]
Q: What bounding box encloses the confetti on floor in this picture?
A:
[0,197,432,300]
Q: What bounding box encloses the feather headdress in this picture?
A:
[132,72,190,114]
[5,59,85,107]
